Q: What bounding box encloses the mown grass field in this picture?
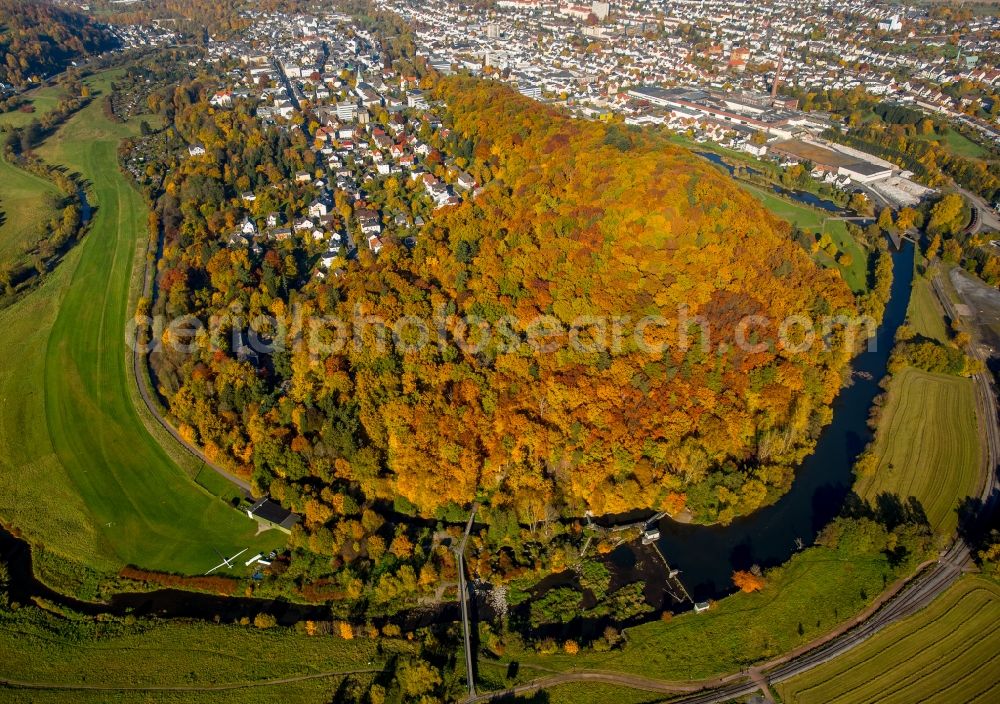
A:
[0,606,386,704]
[855,367,978,537]
[908,276,951,344]
[0,68,285,584]
[489,546,896,684]
[0,156,60,262]
[775,575,1000,704]
[0,84,65,128]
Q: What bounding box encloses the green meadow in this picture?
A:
[0,68,285,587]
[0,83,65,129]
[0,156,60,263]
[0,605,387,704]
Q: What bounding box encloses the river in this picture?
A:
[697,151,844,213]
[0,523,453,627]
[655,242,915,601]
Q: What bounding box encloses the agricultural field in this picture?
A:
[775,575,1000,704]
[0,155,59,262]
[0,606,387,704]
[855,367,979,537]
[0,68,284,589]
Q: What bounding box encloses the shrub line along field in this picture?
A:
[775,575,1000,704]
[0,68,284,586]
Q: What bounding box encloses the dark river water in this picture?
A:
[655,242,915,601]
[697,150,844,213]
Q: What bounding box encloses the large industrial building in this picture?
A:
[626,86,825,140]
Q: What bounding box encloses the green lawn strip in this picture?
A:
[855,367,979,537]
[494,547,894,683]
[0,68,284,581]
[0,156,60,262]
[0,605,384,694]
[0,244,107,567]
[907,277,951,344]
[774,576,1000,704]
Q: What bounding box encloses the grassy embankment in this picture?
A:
[479,545,897,686]
[0,606,389,704]
[0,156,60,262]
[775,575,1000,704]
[854,275,980,537]
[0,68,284,595]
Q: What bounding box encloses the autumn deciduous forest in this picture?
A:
[149,76,859,527]
[0,0,116,87]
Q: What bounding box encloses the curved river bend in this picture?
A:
[655,242,915,600]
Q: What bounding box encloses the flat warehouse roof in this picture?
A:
[770,139,858,168]
[842,161,892,176]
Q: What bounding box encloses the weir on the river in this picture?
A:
[649,542,693,604]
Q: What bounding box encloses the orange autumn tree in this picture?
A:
[732,570,766,593]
